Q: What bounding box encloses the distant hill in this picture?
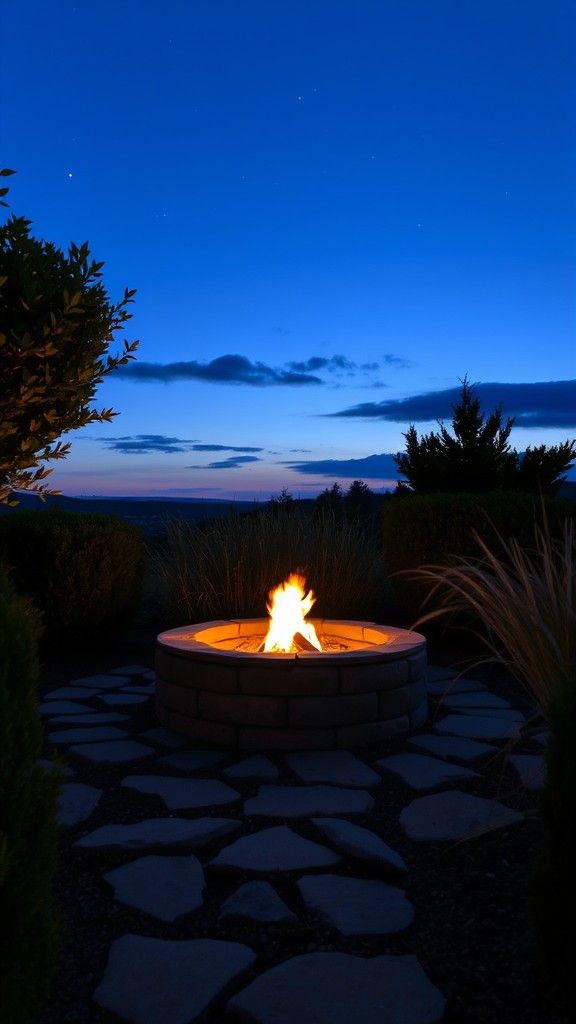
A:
[0,492,261,535]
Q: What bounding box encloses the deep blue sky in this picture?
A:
[2,0,575,497]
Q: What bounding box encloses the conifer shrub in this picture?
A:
[0,563,61,1023]
[0,509,144,647]
[382,491,575,622]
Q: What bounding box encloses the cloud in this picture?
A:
[190,444,263,453]
[188,455,262,470]
[103,435,265,455]
[383,353,413,369]
[284,453,400,480]
[104,434,199,454]
[287,355,380,375]
[328,380,576,429]
[121,354,322,386]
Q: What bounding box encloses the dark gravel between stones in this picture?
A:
[37,626,571,1024]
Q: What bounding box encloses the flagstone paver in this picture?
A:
[43,686,101,699]
[440,691,511,709]
[454,707,525,721]
[58,782,103,827]
[296,873,414,935]
[48,711,130,724]
[223,754,279,782]
[69,740,156,763]
[139,726,188,748]
[227,952,446,1024]
[375,752,478,790]
[76,817,241,851]
[158,749,226,772]
[40,699,96,715]
[434,713,522,741]
[99,692,151,705]
[72,674,132,688]
[285,749,381,788]
[47,725,130,744]
[312,817,407,873]
[219,881,298,923]
[209,825,343,873]
[40,658,537,1023]
[400,790,525,842]
[94,935,256,1024]
[121,775,240,809]
[244,783,375,817]
[407,733,497,763]
[104,854,205,922]
[509,753,546,791]
[426,677,488,695]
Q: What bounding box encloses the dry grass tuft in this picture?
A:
[410,512,575,714]
[147,505,388,626]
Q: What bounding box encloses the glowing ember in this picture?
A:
[263,573,323,653]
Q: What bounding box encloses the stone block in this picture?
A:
[407,650,428,683]
[339,658,408,693]
[199,692,287,727]
[288,692,377,728]
[169,655,238,693]
[155,680,198,717]
[409,699,429,731]
[239,665,339,696]
[378,679,426,718]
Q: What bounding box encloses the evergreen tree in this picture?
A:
[394,377,575,495]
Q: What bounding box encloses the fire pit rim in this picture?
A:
[157,618,426,663]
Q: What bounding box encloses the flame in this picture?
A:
[263,573,322,653]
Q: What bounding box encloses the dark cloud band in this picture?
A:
[328,380,576,429]
[122,354,322,386]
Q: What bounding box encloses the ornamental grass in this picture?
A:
[409,511,575,715]
[147,503,388,626]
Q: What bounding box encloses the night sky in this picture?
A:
[2,0,575,498]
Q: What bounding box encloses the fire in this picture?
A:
[263,573,323,653]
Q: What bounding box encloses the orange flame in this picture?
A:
[263,573,322,653]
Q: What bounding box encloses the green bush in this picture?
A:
[148,504,389,626]
[0,509,144,647]
[0,563,61,1023]
[533,674,576,994]
[382,491,576,622]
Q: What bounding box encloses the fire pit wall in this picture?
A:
[155,619,428,751]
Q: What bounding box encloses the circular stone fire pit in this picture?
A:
[156,619,427,751]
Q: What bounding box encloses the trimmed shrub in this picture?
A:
[147,504,389,626]
[382,491,576,622]
[0,563,61,1023]
[0,509,144,647]
[533,674,576,994]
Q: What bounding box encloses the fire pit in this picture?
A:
[156,609,427,751]
[156,573,427,750]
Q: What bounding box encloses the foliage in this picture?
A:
[315,479,375,518]
[147,503,388,625]
[0,169,139,502]
[408,510,576,711]
[0,562,61,1023]
[0,509,144,647]
[382,490,574,620]
[533,673,576,994]
[394,377,575,496]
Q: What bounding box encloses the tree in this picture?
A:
[394,377,575,496]
[315,482,344,516]
[0,170,139,502]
